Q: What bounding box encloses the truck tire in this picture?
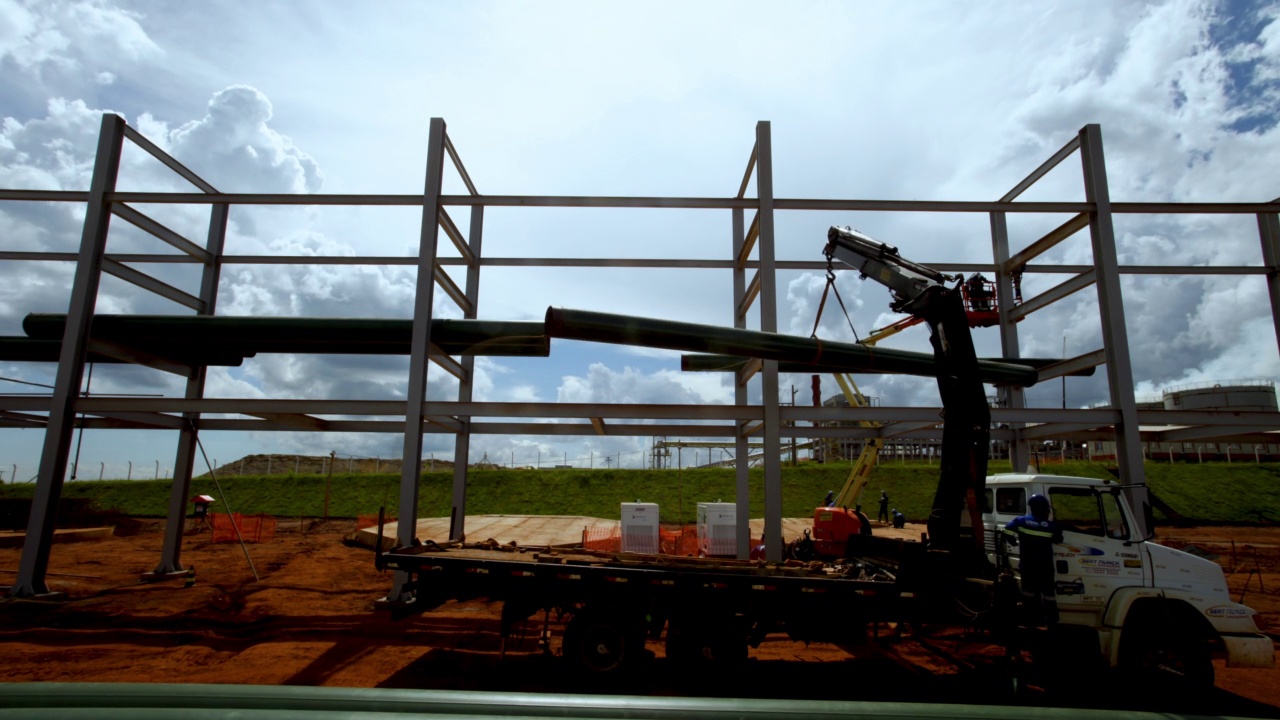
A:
[562,605,645,676]
[1119,607,1214,691]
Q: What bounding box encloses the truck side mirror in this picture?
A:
[1143,501,1156,541]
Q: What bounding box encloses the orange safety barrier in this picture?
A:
[357,514,396,530]
[210,513,277,543]
[581,525,621,552]
[660,525,699,556]
[581,525,703,556]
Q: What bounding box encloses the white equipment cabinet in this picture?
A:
[620,502,659,554]
[697,502,736,557]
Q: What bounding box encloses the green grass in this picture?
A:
[1,461,1277,525]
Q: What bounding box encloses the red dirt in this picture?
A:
[1,520,1278,715]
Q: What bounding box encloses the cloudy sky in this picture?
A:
[1,0,1277,481]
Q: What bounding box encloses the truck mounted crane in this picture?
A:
[822,226,993,570]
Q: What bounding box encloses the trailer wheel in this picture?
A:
[563,606,644,676]
[1120,609,1214,691]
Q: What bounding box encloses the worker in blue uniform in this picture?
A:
[1002,493,1063,625]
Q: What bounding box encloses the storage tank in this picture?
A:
[697,502,736,558]
[620,502,659,554]
[1164,381,1278,412]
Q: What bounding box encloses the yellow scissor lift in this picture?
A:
[826,316,922,511]
[802,316,923,558]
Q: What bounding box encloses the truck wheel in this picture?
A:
[563,606,644,676]
[1120,616,1214,691]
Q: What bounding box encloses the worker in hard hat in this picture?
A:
[1002,493,1063,625]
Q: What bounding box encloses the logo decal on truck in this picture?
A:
[1078,558,1122,576]
[1206,605,1253,619]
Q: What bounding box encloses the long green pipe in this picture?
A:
[546,307,1040,387]
[20,314,549,359]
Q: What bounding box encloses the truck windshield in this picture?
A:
[1049,487,1130,540]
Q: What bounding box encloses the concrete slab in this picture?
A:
[346,514,619,551]
[0,526,115,550]
[346,514,926,552]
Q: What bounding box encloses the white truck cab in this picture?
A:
[982,473,1274,682]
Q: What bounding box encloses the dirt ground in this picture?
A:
[1,520,1279,716]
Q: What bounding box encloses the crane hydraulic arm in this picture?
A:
[824,227,993,564]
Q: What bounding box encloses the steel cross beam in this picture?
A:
[12,114,125,598]
[449,201,485,543]
[1080,124,1150,538]
[152,165,228,580]
[390,117,448,602]
[989,211,1029,471]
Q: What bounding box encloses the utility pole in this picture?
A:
[325,450,335,521]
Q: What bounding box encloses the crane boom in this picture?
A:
[824,226,991,564]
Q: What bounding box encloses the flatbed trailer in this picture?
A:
[378,536,968,676]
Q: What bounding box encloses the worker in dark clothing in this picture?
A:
[891,509,906,529]
[853,504,873,536]
[1002,493,1063,625]
[877,490,890,523]
[824,490,836,507]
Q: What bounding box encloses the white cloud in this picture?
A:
[0,0,160,72]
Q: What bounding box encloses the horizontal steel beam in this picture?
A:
[87,410,185,430]
[1017,422,1104,440]
[879,420,939,438]
[1154,424,1280,443]
[4,251,1273,278]
[6,189,1280,214]
[0,410,46,427]
[1136,409,1280,426]
[245,412,331,431]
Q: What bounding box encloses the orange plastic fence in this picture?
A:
[660,526,699,556]
[581,525,703,556]
[581,525,621,552]
[210,513,277,543]
[356,514,396,530]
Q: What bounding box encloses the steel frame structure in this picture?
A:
[2,116,1279,596]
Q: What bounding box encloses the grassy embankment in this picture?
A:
[2,460,1279,525]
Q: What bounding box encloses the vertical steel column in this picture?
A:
[1079,124,1149,537]
[151,202,229,577]
[11,114,125,597]
[449,204,484,542]
[989,211,1029,471]
[755,121,783,563]
[390,118,447,600]
[731,206,750,559]
[1258,211,1280,354]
